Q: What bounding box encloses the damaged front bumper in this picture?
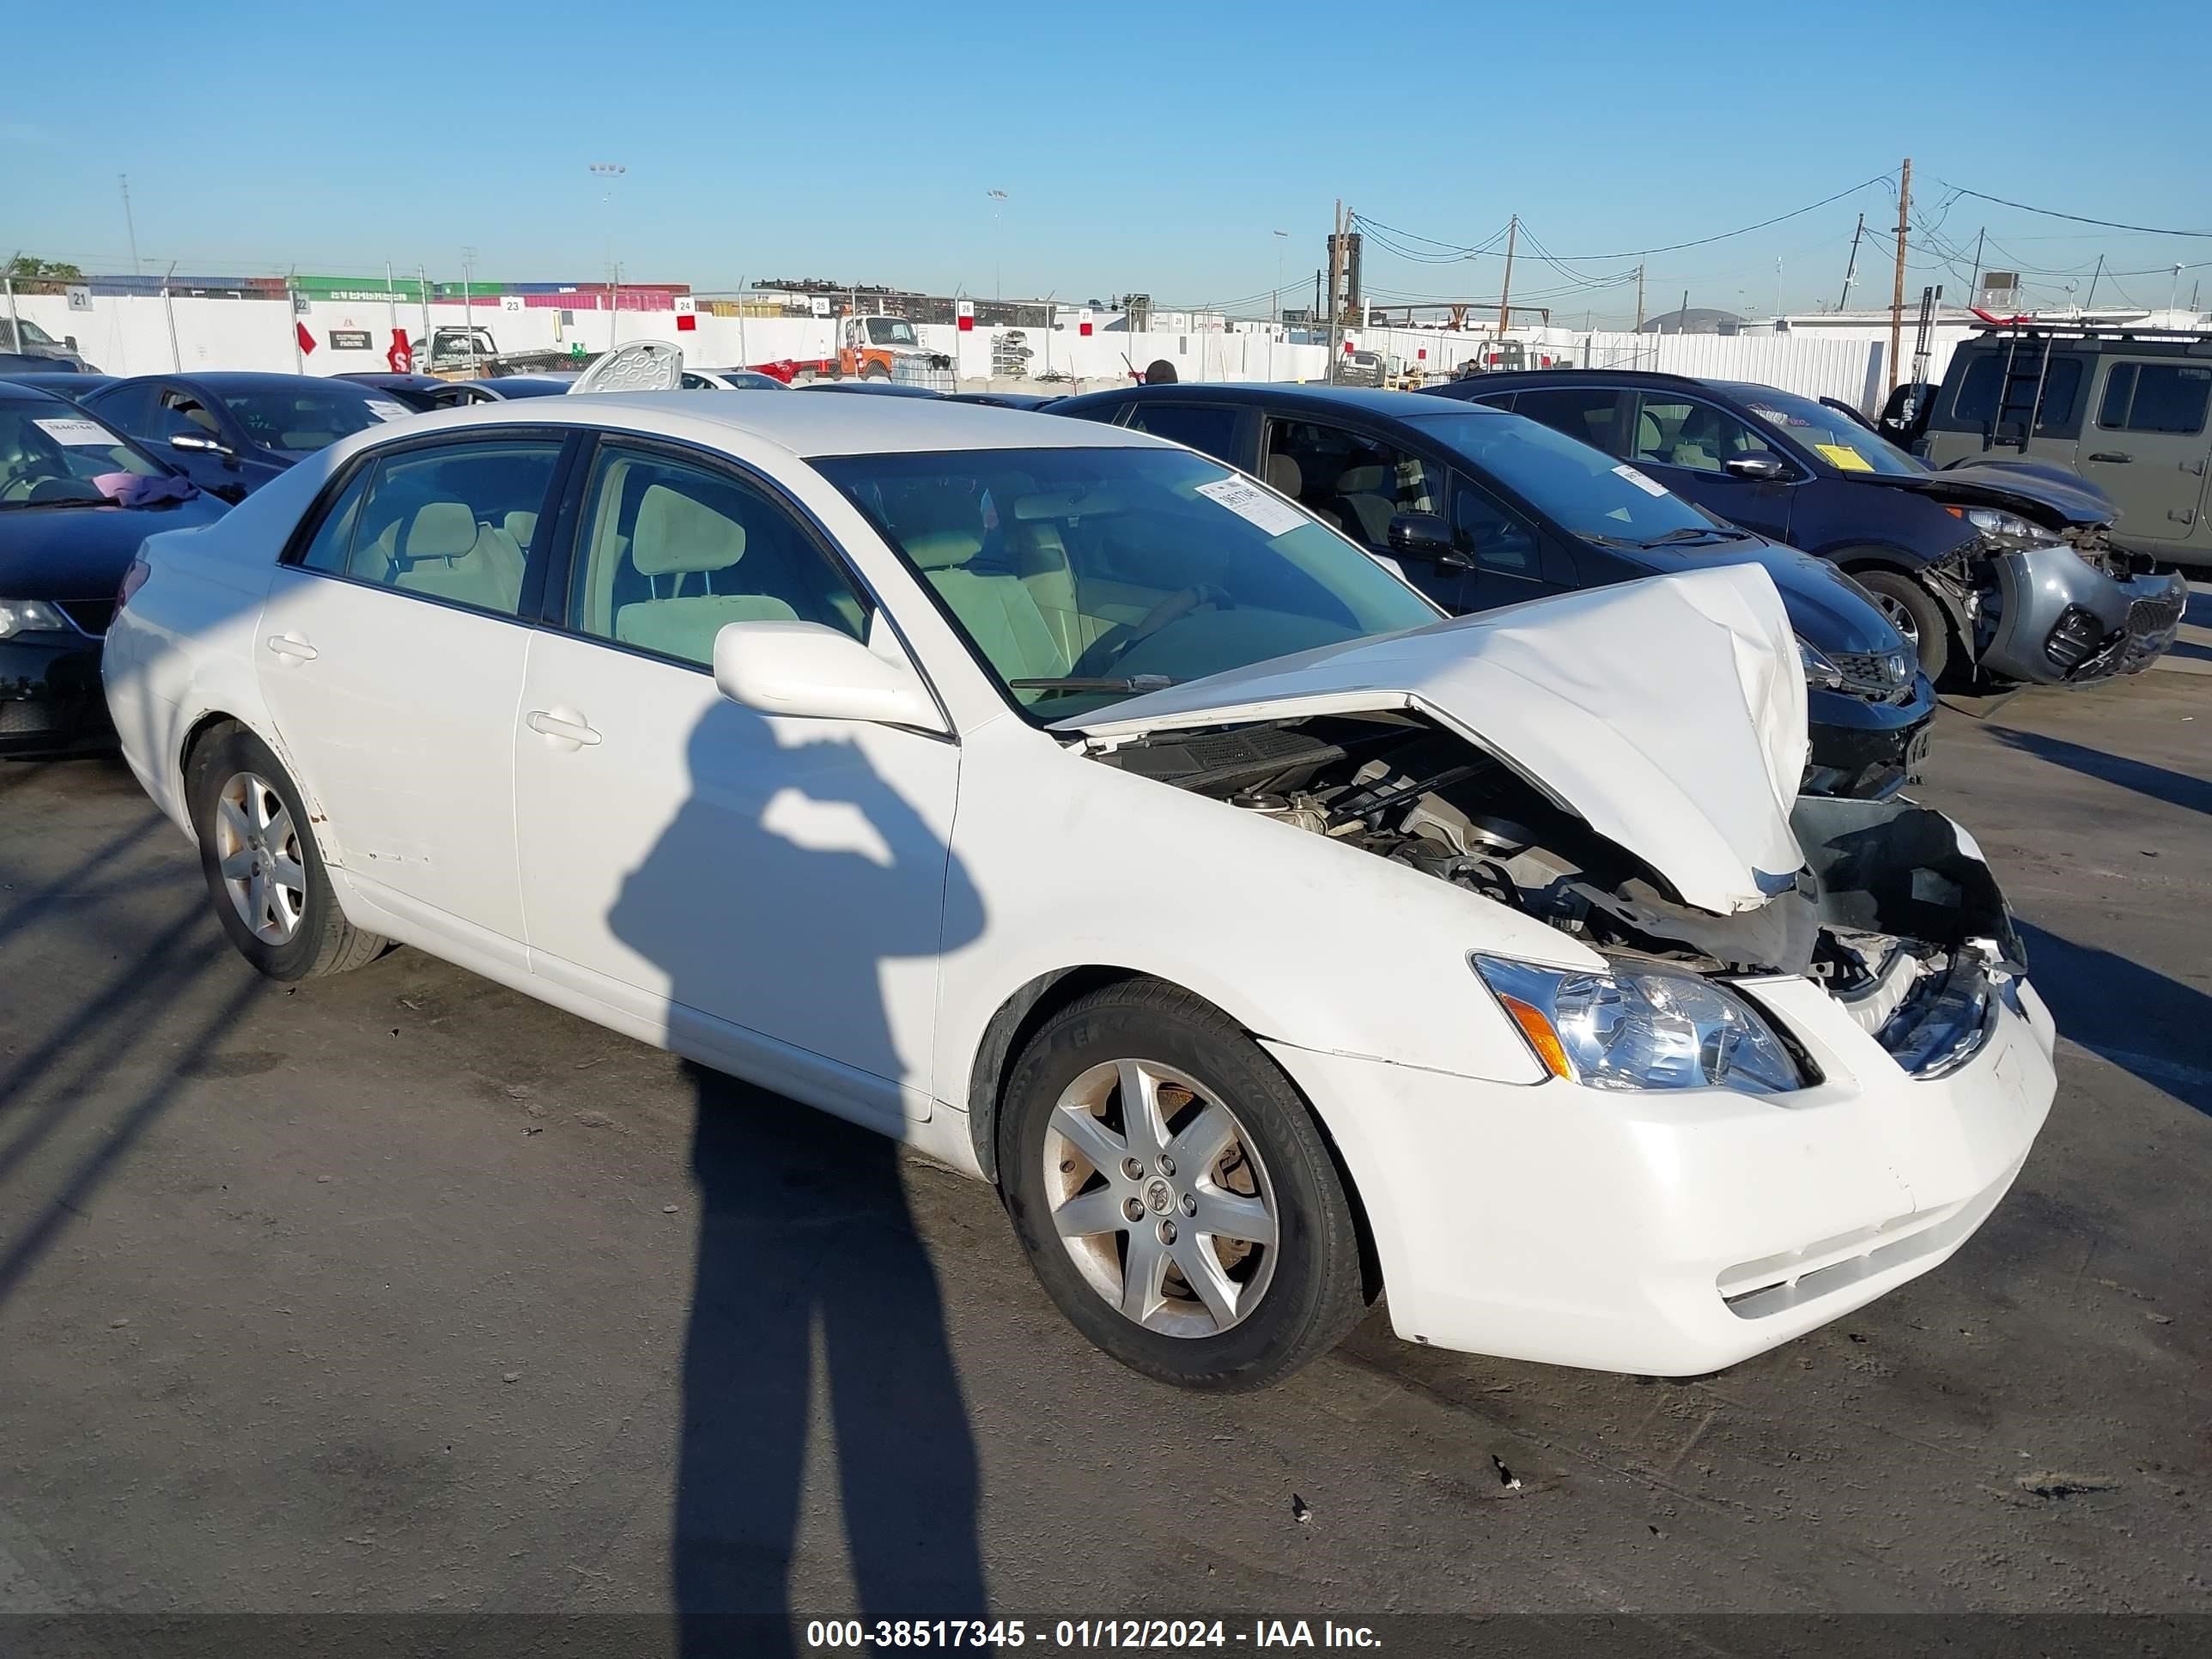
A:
[1267,793,2057,1376]
[1978,542,2188,684]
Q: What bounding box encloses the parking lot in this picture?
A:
[0,595,2206,1630]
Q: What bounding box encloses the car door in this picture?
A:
[146,383,264,497]
[1624,392,1798,542]
[2079,357,2212,556]
[1260,415,1453,591]
[1116,400,1255,469]
[1438,471,1580,613]
[253,429,571,963]
[513,435,960,1127]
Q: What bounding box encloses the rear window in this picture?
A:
[2097,362,2211,435]
[1949,353,2085,434]
[1507,386,1620,451]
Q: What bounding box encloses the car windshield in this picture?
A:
[218,386,387,452]
[1407,407,1728,544]
[0,397,166,507]
[865,319,919,347]
[5,318,58,347]
[815,445,1442,721]
[1730,387,1925,477]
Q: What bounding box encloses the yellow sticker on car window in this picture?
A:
[1815,442,1874,472]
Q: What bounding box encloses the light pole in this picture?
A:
[590,161,627,348]
[987,189,1009,304]
[2172,263,2186,316]
[1273,229,1288,322]
[460,246,477,373]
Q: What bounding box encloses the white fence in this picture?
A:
[6,288,1899,410]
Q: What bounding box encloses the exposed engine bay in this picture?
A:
[1096,710,2025,1075]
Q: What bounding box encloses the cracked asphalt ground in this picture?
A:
[1,632,2206,1629]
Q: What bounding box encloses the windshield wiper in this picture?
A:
[0,495,104,512]
[1008,674,1180,697]
[1639,526,1750,546]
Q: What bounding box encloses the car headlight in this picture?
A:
[0,599,70,640]
[1474,954,1804,1095]
[1958,506,2038,539]
[1796,636,1844,691]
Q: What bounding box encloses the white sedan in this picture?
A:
[103,394,2056,1389]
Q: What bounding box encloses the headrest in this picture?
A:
[405,501,477,561]
[633,483,746,576]
[505,510,538,549]
[1335,465,1386,493]
[905,529,984,570]
[1265,454,1302,495]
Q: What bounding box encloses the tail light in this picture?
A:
[117,554,151,611]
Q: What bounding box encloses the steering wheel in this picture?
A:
[22,477,96,504]
[1070,583,1232,678]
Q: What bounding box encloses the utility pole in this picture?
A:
[118,174,141,277]
[416,264,430,363]
[288,267,303,373]
[2084,254,2104,313]
[1327,199,1345,358]
[1838,213,1864,310]
[1496,213,1517,337]
[1633,263,1645,331]
[461,246,477,370]
[1887,156,1911,395]
[1968,228,1985,302]
[162,261,181,370]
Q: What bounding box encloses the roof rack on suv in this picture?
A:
[1971,319,2212,345]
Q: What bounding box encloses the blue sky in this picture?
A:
[8,0,2208,320]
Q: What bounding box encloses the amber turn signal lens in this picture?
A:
[1498,993,1573,1080]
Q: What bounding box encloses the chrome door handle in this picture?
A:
[265,633,318,661]
[526,709,601,747]
[2087,451,2132,464]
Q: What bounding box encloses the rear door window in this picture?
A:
[1121,402,1242,464]
[2097,362,2211,434]
[1508,387,1621,452]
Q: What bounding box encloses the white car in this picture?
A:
[102,394,2057,1390]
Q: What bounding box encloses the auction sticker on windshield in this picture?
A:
[365,400,415,422]
[1194,475,1313,538]
[1612,463,1669,497]
[33,417,116,446]
[1814,443,1874,472]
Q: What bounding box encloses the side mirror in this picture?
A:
[1723,453,1790,482]
[713,620,948,734]
[1386,512,1470,568]
[168,432,235,458]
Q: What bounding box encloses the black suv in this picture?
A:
[1427,368,2185,686]
[1054,382,1934,799]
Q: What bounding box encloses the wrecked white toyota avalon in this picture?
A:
[102,394,2056,1389]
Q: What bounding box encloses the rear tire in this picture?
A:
[186,725,386,981]
[999,979,1367,1391]
[1853,568,1951,683]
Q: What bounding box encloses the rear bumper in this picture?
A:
[1266,976,2055,1376]
[1979,545,2187,684]
[0,633,113,757]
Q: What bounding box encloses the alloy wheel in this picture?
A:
[212,771,307,945]
[1042,1058,1279,1338]
[1872,592,1921,649]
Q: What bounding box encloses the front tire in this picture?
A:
[186,725,386,981]
[1000,979,1367,1391]
[1853,568,1951,682]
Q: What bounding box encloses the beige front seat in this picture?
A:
[615,483,796,663]
[392,501,527,612]
[906,525,1069,685]
[1332,465,1397,545]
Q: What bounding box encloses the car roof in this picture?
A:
[0,380,70,404]
[339,390,1163,459]
[139,372,383,395]
[1067,382,1498,421]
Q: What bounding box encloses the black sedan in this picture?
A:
[78,372,416,500]
[0,382,227,757]
[1054,382,1935,800]
[338,371,579,410]
[0,371,115,403]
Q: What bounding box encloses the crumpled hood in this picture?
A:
[1057,565,1809,915]
[1870,459,2117,529]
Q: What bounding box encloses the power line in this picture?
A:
[1531,174,1894,261]
[1939,184,2212,239]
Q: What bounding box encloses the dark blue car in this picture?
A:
[78,372,416,501]
[1054,381,1935,799]
[1427,369,2186,685]
[0,381,227,757]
